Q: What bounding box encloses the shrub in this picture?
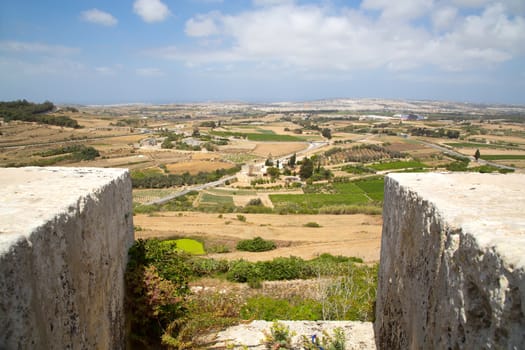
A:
[236,214,247,222]
[301,328,346,350]
[125,240,189,348]
[304,222,321,228]
[241,297,322,321]
[187,257,229,277]
[226,256,315,283]
[262,321,295,349]
[236,236,276,252]
[247,198,263,206]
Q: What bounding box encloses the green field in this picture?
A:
[159,238,206,255]
[175,238,206,255]
[207,188,257,196]
[256,128,276,134]
[354,178,385,201]
[445,142,519,150]
[270,178,385,211]
[199,193,234,206]
[212,131,303,142]
[480,154,525,160]
[270,193,370,209]
[369,160,427,171]
[132,188,178,203]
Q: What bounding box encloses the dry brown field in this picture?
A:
[166,160,236,174]
[252,142,308,157]
[134,212,383,263]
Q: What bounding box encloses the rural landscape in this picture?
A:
[1,98,524,348]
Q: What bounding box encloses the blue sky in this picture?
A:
[1,0,524,105]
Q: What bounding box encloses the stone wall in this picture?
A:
[375,173,525,349]
[0,167,134,349]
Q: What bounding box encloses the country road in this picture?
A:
[145,141,329,206]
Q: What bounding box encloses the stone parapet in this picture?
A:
[375,173,525,349]
[0,167,134,349]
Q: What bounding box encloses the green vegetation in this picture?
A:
[126,238,377,348]
[0,100,80,128]
[304,222,321,228]
[369,160,427,171]
[242,296,322,321]
[340,165,374,174]
[353,178,385,201]
[38,145,100,161]
[200,193,234,206]
[262,321,295,349]
[171,239,206,255]
[131,166,240,188]
[270,178,384,214]
[236,236,276,252]
[212,131,303,142]
[445,141,519,150]
[480,154,525,160]
[133,191,199,214]
[6,145,101,167]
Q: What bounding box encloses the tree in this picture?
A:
[299,157,314,179]
[266,167,280,178]
[474,149,481,161]
[289,153,296,167]
[321,128,332,139]
[161,138,174,149]
[192,127,200,137]
[265,154,274,166]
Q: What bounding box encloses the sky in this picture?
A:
[1,0,524,105]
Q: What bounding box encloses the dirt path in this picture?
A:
[134,212,382,262]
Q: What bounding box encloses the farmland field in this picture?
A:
[166,160,236,174]
[199,193,234,206]
[480,154,525,160]
[212,131,304,142]
[134,212,383,262]
[369,160,428,171]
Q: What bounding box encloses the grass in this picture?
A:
[174,238,206,255]
[270,178,384,213]
[207,188,257,196]
[270,193,370,209]
[199,193,234,206]
[480,154,525,160]
[368,160,427,171]
[212,131,303,142]
[132,188,178,203]
[354,178,385,201]
[445,142,519,150]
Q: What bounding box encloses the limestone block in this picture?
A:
[0,167,134,350]
[375,173,525,349]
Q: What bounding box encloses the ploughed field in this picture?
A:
[134,212,383,263]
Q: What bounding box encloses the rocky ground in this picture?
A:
[205,320,376,349]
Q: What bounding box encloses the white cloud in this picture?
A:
[150,2,525,75]
[0,41,79,55]
[361,0,434,21]
[432,6,458,30]
[136,67,164,77]
[133,0,171,23]
[185,14,220,37]
[81,9,118,26]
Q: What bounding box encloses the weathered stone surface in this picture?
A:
[375,173,525,349]
[0,167,134,350]
[208,320,376,349]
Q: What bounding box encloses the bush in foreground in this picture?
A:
[236,236,276,252]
